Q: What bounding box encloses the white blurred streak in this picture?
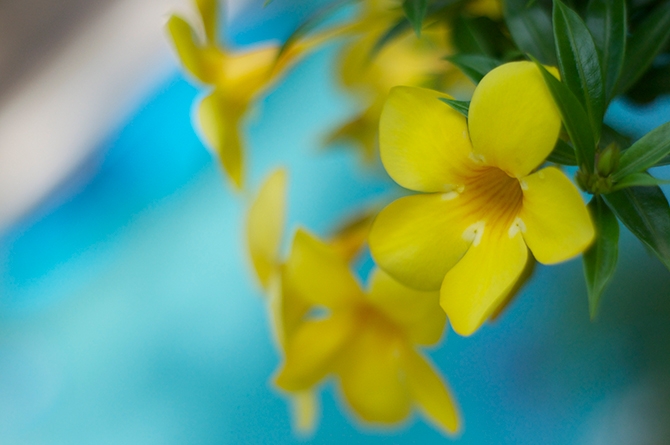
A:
[0,0,247,232]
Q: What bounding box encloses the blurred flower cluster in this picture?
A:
[167,0,670,437]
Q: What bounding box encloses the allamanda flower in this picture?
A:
[327,0,503,161]
[328,25,455,161]
[369,61,595,336]
[167,0,337,188]
[246,170,374,434]
[275,229,459,435]
[247,170,317,434]
[327,8,457,161]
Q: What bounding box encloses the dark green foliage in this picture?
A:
[438,98,469,117]
[618,1,670,94]
[444,54,500,83]
[586,0,626,103]
[605,186,670,271]
[547,139,578,165]
[583,196,619,319]
[533,58,595,170]
[504,0,557,64]
[553,0,605,140]
[613,121,670,181]
[403,0,430,36]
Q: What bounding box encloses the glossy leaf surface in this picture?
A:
[553,0,604,139]
[605,186,670,271]
[583,196,619,319]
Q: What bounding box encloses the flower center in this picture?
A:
[457,166,523,240]
[356,303,403,339]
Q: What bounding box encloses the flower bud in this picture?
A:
[596,143,620,177]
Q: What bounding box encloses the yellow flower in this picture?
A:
[465,0,503,19]
[275,229,459,435]
[246,169,318,435]
[327,0,510,161]
[327,209,377,262]
[327,20,457,161]
[167,0,337,188]
[369,61,595,336]
[246,170,374,435]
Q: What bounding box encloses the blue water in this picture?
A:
[0,4,670,443]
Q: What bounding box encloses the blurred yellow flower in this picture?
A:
[466,0,503,19]
[275,229,459,435]
[328,15,458,161]
[246,170,374,435]
[167,0,336,188]
[327,0,505,161]
[246,169,317,435]
[369,61,595,336]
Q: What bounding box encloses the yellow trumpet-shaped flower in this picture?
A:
[246,170,317,435]
[328,19,456,161]
[369,61,595,336]
[247,170,374,340]
[246,170,375,435]
[275,229,460,435]
[328,0,506,161]
[167,0,337,188]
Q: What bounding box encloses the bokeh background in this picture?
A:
[1,0,669,443]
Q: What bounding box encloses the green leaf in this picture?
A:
[504,0,556,65]
[452,16,501,57]
[586,0,626,104]
[604,186,670,271]
[583,196,619,319]
[617,1,670,94]
[547,138,578,165]
[612,172,670,191]
[553,0,605,140]
[655,155,670,167]
[601,123,631,150]
[403,0,429,36]
[438,98,469,117]
[532,57,595,171]
[444,54,500,83]
[612,121,670,181]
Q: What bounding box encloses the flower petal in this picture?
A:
[166,15,218,84]
[489,256,536,321]
[246,169,287,289]
[468,61,561,177]
[519,167,595,264]
[335,328,411,423]
[197,92,244,188]
[267,273,310,349]
[380,86,476,192]
[324,100,382,163]
[366,268,446,346]
[369,193,471,291]
[221,46,277,95]
[289,391,319,437]
[441,229,528,336]
[195,0,218,43]
[404,348,460,435]
[284,229,364,309]
[275,311,356,391]
[327,209,376,262]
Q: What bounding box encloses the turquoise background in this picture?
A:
[0,3,669,443]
